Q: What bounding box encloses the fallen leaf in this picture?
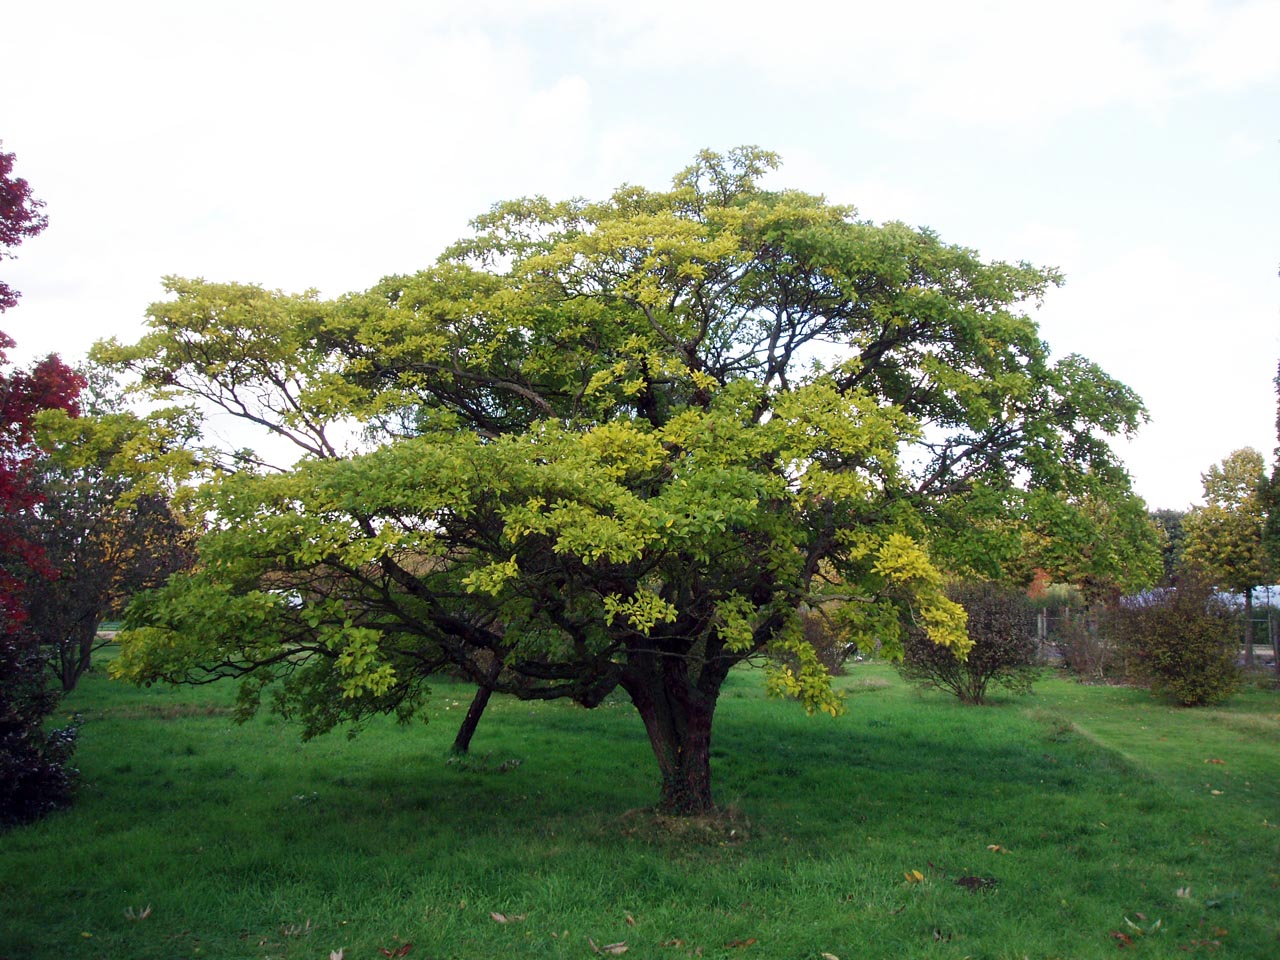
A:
[1176,887,1193,899]
[725,938,757,948]
[1110,931,1133,948]
[904,869,925,883]
[587,939,629,955]
[661,939,685,948]
[1204,758,1225,764]
[820,953,840,960]
[330,951,345,960]
[986,844,1005,853]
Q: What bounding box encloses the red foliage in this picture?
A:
[0,145,49,312]
[1026,567,1052,601]
[0,331,84,634]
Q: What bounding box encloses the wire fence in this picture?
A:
[1032,609,1278,669]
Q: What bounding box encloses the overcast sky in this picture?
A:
[3,0,1277,510]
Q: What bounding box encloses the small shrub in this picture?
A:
[898,582,1038,704]
[0,633,79,828]
[1113,570,1240,706]
[802,609,857,675]
[775,609,856,677]
[1053,606,1130,683]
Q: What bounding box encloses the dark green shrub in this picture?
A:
[0,632,79,828]
[1114,570,1240,706]
[898,582,1038,704]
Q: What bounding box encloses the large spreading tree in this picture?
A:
[100,149,1152,814]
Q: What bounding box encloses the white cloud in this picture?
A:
[1036,245,1279,508]
[1181,0,1280,88]
[2,4,599,360]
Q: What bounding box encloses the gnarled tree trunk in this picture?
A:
[621,652,726,816]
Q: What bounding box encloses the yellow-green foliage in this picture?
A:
[95,148,1154,808]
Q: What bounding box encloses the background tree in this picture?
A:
[1010,484,1161,603]
[1183,448,1273,668]
[0,143,48,312]
[22,375,198,691]
[1150,508,1187,585]
[898,581,1038,704]
[99,149,1151,814]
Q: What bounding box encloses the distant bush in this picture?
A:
[1053,606,1130,683]
[898,582,1038,704]
[0,633,79,828]
[803,609,858,676]
[774,608,857,678]
[1113,570,1240,706]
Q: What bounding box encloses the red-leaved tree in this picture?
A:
[0,144,90,826]
[0,143,48,312]
[1,331,86,827]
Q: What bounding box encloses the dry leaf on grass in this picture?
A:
[588,938,629,955]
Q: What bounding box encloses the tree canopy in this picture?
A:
[0,143,49,313]
[1183,447,1273,667]
[99,149,1154,813]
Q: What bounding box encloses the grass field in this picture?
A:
[2,657,1278,959]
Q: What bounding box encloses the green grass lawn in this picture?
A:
[2,658,1278,959]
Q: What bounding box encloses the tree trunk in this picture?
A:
[58,619,99,692]
[1243,588,1255,668]
[622,658,722,816]
[451,658,502,754]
